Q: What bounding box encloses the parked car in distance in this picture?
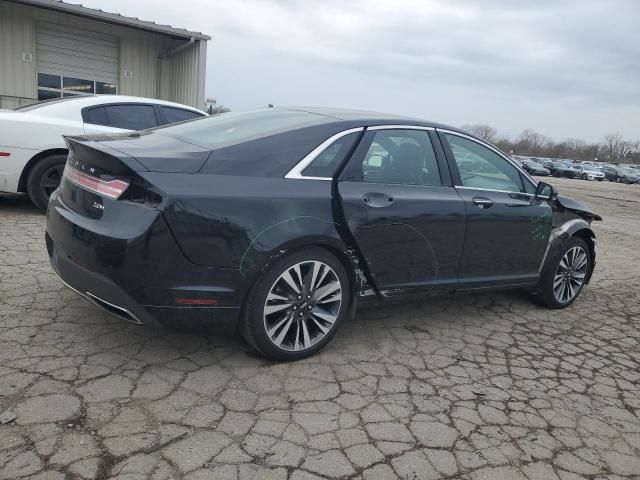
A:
[571,165,605,181]
[0,95,207,211]
[46,107,601,360]
[601,165,640,183]
[522,160,550,176]
[546,161,578,178]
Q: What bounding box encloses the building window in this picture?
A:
[37,73,117,100]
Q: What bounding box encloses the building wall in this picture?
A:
[0,2,37,107]
[0,2,206,109]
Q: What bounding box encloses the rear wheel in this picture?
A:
[536,236,590,309]
[26,154,67,212]
[241,247,352,361]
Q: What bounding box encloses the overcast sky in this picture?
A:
[80,0,639,142]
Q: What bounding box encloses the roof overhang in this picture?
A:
[7,0,211,41]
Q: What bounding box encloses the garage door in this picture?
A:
[36,22,119,100]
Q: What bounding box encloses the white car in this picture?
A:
[571,165,605,181]
[0,95,207,211]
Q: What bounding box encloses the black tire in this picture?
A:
[536,236,591,309]
[582,174,588,180]
[26,154,67,212]
[241,247,352,361]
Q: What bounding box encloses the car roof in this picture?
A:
[277,106,465,132]
[17,95,206,116]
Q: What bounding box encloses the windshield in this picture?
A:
[156,109,331,149]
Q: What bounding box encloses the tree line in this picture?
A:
[460,124,640,164]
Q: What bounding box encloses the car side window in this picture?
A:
[301,132,360,178]
[359,129,441,186]
[161,106,204,125]
[445,134,524,192]
[104,105,158,130]
[84,107,109,127]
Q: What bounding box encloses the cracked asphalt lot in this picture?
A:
[1,177,639,480]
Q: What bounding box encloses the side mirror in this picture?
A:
[534,181,558,201]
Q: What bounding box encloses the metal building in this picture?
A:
[0,0,210,109]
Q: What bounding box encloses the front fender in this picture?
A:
[540,219,597,283]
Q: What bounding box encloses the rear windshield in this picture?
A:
[14,96,86,112]
[156,109,331,149]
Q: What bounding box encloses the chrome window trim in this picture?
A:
[455,185,534,197]
[284,127,364,180]
[368,125,435,131]
[437,128,538,191]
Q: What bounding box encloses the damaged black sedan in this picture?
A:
[46,108,601,360]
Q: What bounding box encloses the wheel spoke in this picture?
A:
[308,261,321,291]
[293,321,301,351]
[559,257,569,270]
[314,280,341,302]
[293,264,304,291]
[267,313,292,338]
[267,292,290,302]
[315,264,329,290]
[264,301,292,316]
[281,270,301,294]
[574,253,587,270]
[553,275,564,289]
[272,314,294,347]
[310,316,330,334]
[312,309,338,325]
[301,319,311,349]
[317,292,342,304]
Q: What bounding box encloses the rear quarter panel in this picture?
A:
[148,173,348,273]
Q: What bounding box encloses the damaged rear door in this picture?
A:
[336,127,466,294]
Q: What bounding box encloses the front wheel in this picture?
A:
[241,247,352,361]
[26,154,67,212]
[536,236,591,309]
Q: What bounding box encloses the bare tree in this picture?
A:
[206,98,231,115]
[460,124,498,143]
[515,129,550,156]
[602,132,632,162]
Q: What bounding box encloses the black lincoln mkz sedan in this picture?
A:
[46,108,601,360]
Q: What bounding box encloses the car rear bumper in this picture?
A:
[46,190,247,328]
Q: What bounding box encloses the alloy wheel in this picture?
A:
[553,246,588,304]
[39,164,65,199]
[263,260,342,352]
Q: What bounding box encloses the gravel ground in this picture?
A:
[0,177,639,480]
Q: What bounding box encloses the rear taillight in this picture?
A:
[63,165,129,199]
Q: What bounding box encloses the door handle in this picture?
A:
[362,193,395,208]
[472,197,494,209]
